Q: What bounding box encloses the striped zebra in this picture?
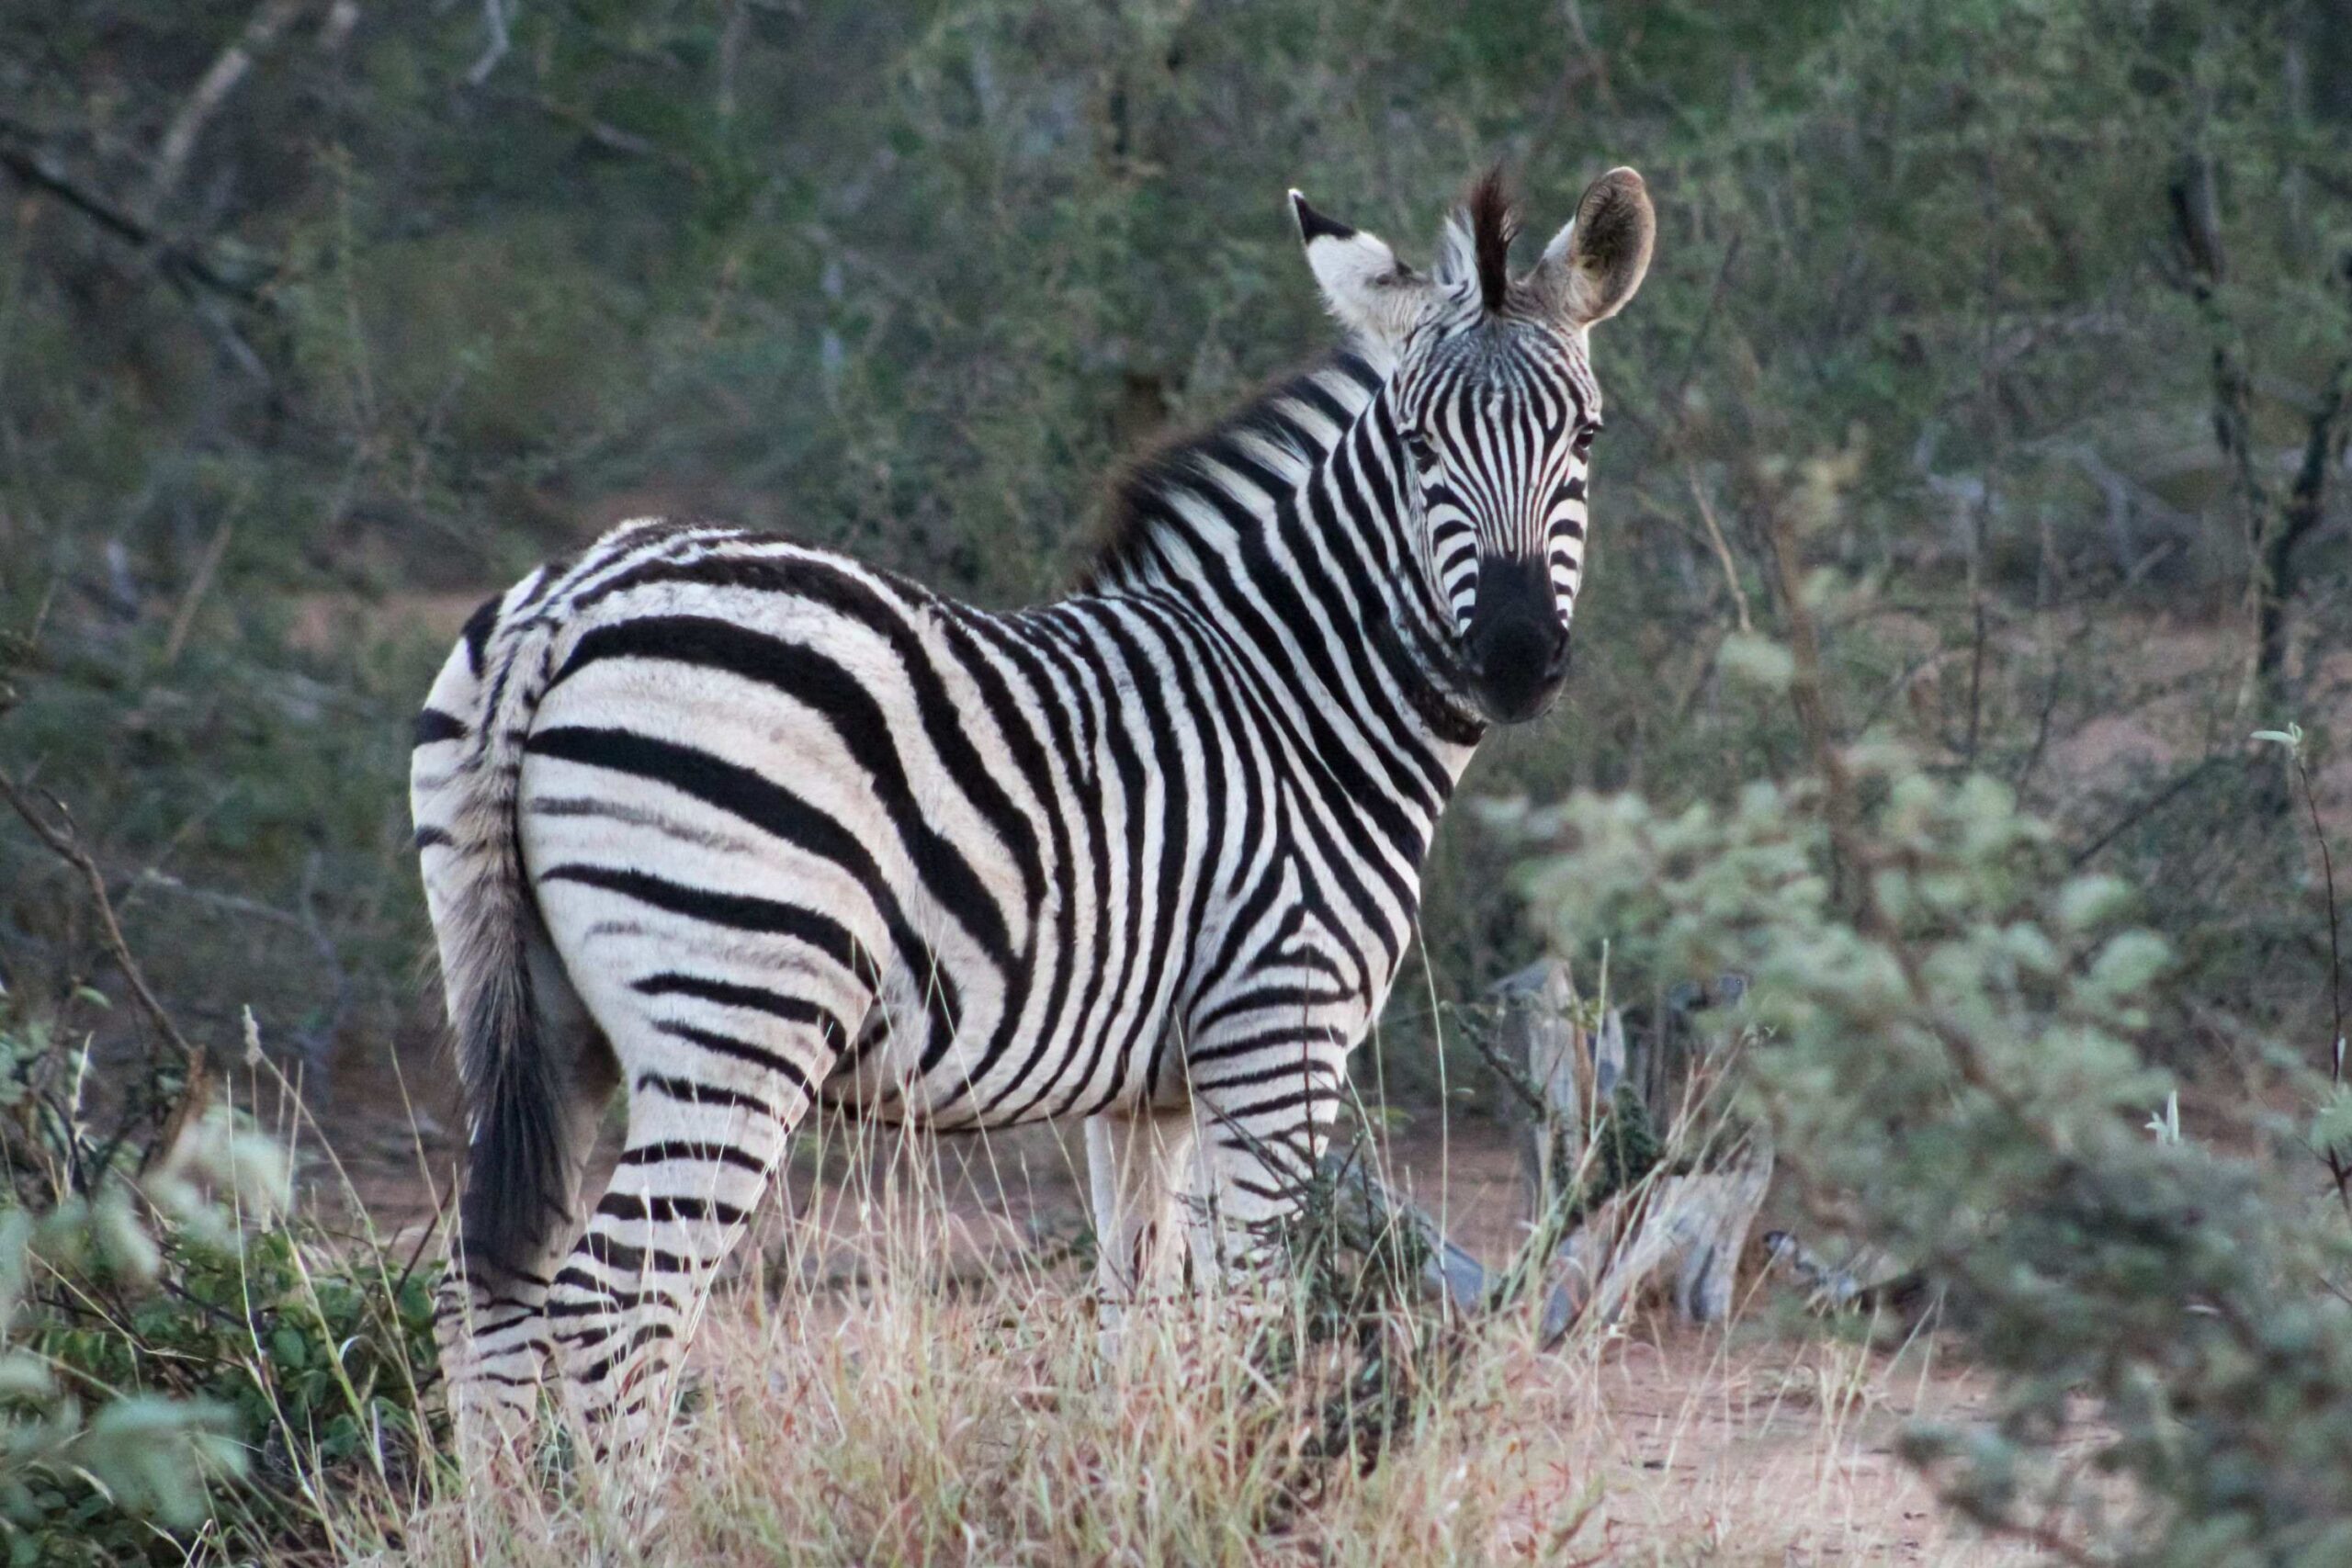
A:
[412,165,1655,1446]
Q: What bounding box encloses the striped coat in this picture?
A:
[413,165,1654,1445]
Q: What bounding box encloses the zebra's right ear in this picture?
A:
[1290,190,1433,356]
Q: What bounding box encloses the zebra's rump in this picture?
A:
[424,519,1230,1133]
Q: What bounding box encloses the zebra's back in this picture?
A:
[413,517,1302,1139]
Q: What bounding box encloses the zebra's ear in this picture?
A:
[1530,167,1656,328]
[1290,190,1434,353]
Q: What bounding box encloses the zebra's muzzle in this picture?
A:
[1464,555,1570,724]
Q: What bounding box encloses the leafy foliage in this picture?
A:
[0,1013,440,1566]
[3,0,2347,1102]
[1502,740,2352,1562]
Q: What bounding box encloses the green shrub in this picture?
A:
[0,1013,442,1566]
[1497,739,2352,1563]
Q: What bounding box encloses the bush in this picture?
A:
[0,1009,441,1566]
[10,0,2350,1116]
[1498,733,2352,1563]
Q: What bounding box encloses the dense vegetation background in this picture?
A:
[2,0,2346,1116]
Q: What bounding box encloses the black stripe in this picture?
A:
[594,1190,750,1226]
[544,620,1007,1051]
[540,862,863,972]
[548,1264,676,1312]
[614,1140,772,1174]
[634,972,847,1034]
[570,1320,679,1386]
[652,1018,817,1099]
[560,564,1044,919]
[413,706,469,746]
[633,1071,778,1117]
[528,722,978,991]
[1211,1083,1346,1122]
[460,593,502,676]
[578,1214,694,1275]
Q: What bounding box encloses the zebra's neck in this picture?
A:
[1078,354,1487,837]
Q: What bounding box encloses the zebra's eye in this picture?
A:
[1403,430,1437,470]
[1571,423,1600,457]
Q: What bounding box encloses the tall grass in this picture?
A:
[328,1109,2044,1567]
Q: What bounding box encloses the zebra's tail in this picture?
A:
[412,584,573,1285]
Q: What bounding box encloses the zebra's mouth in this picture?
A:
[1463,557,1572,724]
[1474,671,1566,726]
[1469,645,1569,725]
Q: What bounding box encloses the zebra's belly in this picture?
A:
[809,993,1184,1131]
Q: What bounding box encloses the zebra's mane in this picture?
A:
[1078,353,1374,593]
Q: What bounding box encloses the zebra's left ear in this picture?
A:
[1530,167,1657,328]
[1290,190,1435,355]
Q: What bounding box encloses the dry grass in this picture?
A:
[314,1116,2050,1567]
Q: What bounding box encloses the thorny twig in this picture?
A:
[2271,735,2351,1218]
[0,772,213,1174]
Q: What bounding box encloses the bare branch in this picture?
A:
[476,88,705,180]
[140,0,312,224]
[467,0,512,87]
[0,773,213,1174]
[2069,756,2224,868]
[1686,464,1753,635]
[0,118,277,310]
[2258,254,2352,697]
[161,518,235,668]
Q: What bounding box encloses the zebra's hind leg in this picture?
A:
[1084,1105,1203,1356]
[543,995,846,1454]
[436,947,619,1455]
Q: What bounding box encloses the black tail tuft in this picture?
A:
[449,917,573,1284]
[417,575,588,1291]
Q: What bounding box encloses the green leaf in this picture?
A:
[1717,634,1795,693]
[2313,1090,2352,1163]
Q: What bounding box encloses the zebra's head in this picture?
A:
[1291,167,1655,724]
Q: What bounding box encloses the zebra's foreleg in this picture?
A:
[1187,1043,1350,1301]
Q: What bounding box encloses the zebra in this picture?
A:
[411,164,1655,1447]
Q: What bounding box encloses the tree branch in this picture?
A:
[0,119,276,310]
[2256,252,2352,696]
[140,0,312,223]
[2067,756,2224,868]
[0,773,213,1175]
